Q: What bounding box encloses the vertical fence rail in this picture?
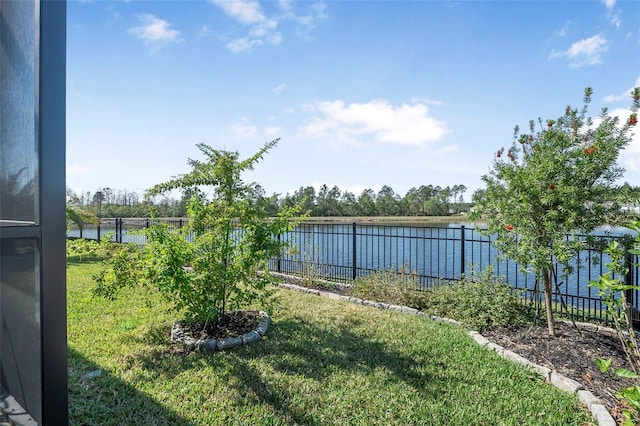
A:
[460,225,466,277]
[352,222,357,280]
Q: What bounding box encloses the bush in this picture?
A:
[348,267,431,311]
[427,266,532,331]
[67,234,117,262]
[93,140,305,325]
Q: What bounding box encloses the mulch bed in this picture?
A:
[179,310,261,341]
[483,321,637,424]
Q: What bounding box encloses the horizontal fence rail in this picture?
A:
[67,218,640,326]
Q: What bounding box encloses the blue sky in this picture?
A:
[67,0,640,201]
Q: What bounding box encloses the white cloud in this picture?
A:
[300,99,449,147]
[602,0,615,9]
[230,122,258,139]
[210,0,326,52]
[198,25,213,39]
[128,14,181,51]
[601,0,621,28]
[553,20,574,38]
[604,77,640,103]
[264,126,281,136]
[272,83,287,93]
[210,0,282,52]
[211,0,265,25]
[227,37,263,52]
[281,1,328,38]
[549,34,608,67]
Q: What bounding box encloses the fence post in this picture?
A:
[116,218,121,243]
[460,225,466,278]
[352,222,357,280]
[277,234,282,273]
[97,222,101,241]
[625,253,639,330]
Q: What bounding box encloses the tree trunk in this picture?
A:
[543,268,556,337]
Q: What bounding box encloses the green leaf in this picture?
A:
[596,358,612,373]
[617,385,640,411]
[614,368,639,379]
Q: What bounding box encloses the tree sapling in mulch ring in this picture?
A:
[93,139,305,351]
[171,310,271,351]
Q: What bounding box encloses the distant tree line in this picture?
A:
[66,184,474,218]
[67,181,640,219]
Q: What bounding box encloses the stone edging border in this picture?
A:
[278,281,616,426]
[171,311,270,351]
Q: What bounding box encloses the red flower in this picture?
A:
[584,146,596,155]
[505,225,514,231]
[529,134,534,142]
[496,150,502,158]
[630,114,638,126]
[547,122,552,128]
[549,184,555,190]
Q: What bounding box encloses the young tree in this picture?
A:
[471,87,639,336]
[95,139,305,326]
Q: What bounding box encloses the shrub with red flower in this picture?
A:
[584,146,596,155]
[471,86,640,337]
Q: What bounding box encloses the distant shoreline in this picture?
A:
[298,215,476,226]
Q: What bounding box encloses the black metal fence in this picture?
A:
[67,218,640,325]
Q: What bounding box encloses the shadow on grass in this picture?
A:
[128,315,449,425]
[68,347,197,426]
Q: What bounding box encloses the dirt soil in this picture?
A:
[180,310,261,340]
[483,321,637,424]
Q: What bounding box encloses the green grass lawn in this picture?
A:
[68,261,593,425]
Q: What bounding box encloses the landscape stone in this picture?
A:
[550,372,583,393]
[241,330,261,344]
[197,339,218,351]
[319,291,342,300]
[531,364,551,381]
[577,390,601,410]
[485,342,504,354]
[501,349,535,367]
[401,306,418,315]
[590,404,616,426]
[217,336,242,351]
[256,318,270,336]
[470,332,490,346]
[388,304,403,312]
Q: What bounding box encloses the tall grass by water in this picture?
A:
[68,261,592,425]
